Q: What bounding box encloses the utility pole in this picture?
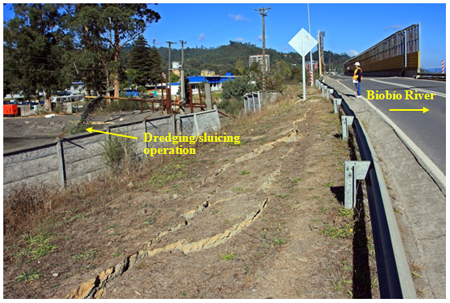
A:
[180,40,187,104]
[166,41,176,102]
[318,30,322,77]
[256,6,270,92]
[307,4,313,86]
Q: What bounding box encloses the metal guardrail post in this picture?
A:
[333,98,342,114]
[327,89,333,100]
[341,116,354,140]
[344,161,371,209]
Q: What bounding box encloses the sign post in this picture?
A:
[289,28,318,100]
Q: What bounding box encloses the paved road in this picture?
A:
[330,75,446,174]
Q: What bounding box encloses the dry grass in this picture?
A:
[2,150,178,240]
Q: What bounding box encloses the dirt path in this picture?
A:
[3,86,379,299]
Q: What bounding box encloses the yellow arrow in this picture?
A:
[86,127,138,139]
[389,107,429,113]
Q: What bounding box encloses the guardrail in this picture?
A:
[415,72,446,80]
[316,80,417,299]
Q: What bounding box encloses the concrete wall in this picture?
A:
[18,104,32,117]
[177,108,221,136]
[4,143,61,192]
[4,111,220,193]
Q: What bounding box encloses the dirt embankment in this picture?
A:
[3,85,379,299]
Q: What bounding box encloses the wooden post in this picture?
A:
[198,84,203,105]
[166,88,172,114]
[189,84,194,113]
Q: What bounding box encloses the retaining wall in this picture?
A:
[4,110,219,193]
[177,107,221,136]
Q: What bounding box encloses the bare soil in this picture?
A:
[3,85,379,299]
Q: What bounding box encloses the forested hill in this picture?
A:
[121,41,351,76]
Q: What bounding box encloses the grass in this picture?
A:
[17,232,56,261]
[272,238,287,246]
[319,220,355,239]
[144,218,155,225]
[147,159,188,188]
[111,247,124,258]
[221,253,237,261]
[338,208,354,218]
[15,270,41,283]
[70,249,98,261]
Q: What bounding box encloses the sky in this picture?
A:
[2,2,447,69]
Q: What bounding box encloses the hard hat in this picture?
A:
[354,62,360,66]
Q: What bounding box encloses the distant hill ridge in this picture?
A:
[121,41,351,76]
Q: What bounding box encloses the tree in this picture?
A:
[234,58,245,76]
[60,4,161,97]
[100,4,161,97]
[149,46,162,82]
[4,4,74,110]
[171,73,180,83]
[221,77,257,101]
[128,35,153,86]
[60,4,113,96]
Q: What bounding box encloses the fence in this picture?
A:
[4,109,220,193]
[244,91,282,113]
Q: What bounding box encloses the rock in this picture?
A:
[173,194,178,199]
[53,273,59,277]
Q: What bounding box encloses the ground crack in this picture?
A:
[65,198,269,299]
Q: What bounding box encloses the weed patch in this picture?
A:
[16,232,56,261]
[221,253,237,261]
[15,270,41,283]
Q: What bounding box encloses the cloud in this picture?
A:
[348,50,359,56]
[198,34,205,41]
[257,35,267,42]
[236,38,244,42]
[384,25,402,31]
[229,14,249,21]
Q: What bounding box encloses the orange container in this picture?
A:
[4,104,18,116]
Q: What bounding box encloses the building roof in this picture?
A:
[187,75,235,84]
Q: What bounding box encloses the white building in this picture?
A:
[249,55,270,72]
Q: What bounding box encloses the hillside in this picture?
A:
[121,41,351,76]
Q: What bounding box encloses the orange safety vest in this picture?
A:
[353,67,362,80]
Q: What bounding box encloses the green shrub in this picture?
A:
[217,98,244,116]
[221,76,257,101]
[101,133,138,172]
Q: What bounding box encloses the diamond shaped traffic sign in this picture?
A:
[289,28,318,57]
